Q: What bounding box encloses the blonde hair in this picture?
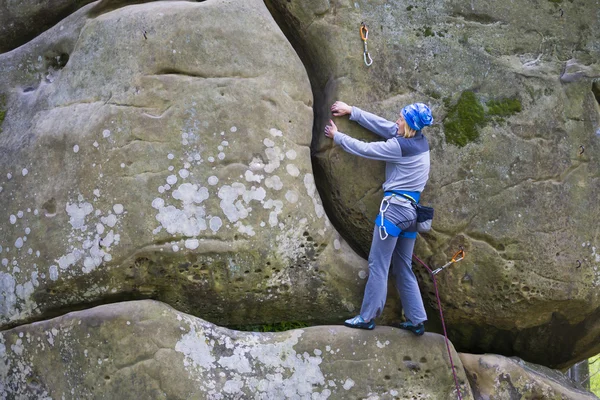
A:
[402,124,417,138]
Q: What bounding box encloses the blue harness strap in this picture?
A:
[374,215,418,239]
[375,214,401,236]
[400,230,418,239]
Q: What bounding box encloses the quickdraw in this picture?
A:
[378,196,391,240]
[360,22,373,67]
[432,247,465,275]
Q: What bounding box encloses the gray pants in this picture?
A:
[360,202,428,324]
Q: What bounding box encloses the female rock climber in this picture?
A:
[324,101,433,335]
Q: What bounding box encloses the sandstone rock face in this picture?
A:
[0,300,473,399]
[460,353,599,400]
[0,0,376,332]
[266,0,600,367]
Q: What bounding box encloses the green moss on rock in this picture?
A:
[487,97,522,116]
[443,91,486,147]
[230,321,310,332]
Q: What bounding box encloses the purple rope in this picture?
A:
[412,254,463,400]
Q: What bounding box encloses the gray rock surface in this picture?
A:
[0,299,473,399]
[0,0,375,332]
[266,0,600,368]
[460,353,599,400]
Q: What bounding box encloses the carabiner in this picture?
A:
[363,51,373,67]
[432,247,466,275]
[379,198,390,213]
[360,22,373,67]
[360,22,369,41]
[451,247,465,263]
[378,197,391,240]
[379,224,389,241]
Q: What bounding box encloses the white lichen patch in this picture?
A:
[263,199,284,227]
[185,239,200,250]
[66,202,94,231]
[269,128,282,137]
[174,316,330,398]
[285,190,299,204]
[285,150,297,160]
[265,176,283,191]
[154,183,209,236]
[589,245,600,287]
[146,123,333,269]
[51,197,125,278]
[286,164,300,177]
[273,218,312,266]
[264,146,284,174]
[245,170,264,183]
[343,378,355,390]
[304,174,325,220]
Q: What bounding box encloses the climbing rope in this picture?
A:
[360,22,373,66]
[412,248,466,400]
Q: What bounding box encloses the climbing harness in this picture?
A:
[412,248,466,400]
[360,22,373,67]
[376,192,419,240]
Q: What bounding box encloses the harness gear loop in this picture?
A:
[360,22,373,67]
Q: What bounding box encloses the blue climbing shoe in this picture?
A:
[344,315,375,330]
[398,321,425,336]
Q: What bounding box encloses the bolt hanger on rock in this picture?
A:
[360,22,373,67]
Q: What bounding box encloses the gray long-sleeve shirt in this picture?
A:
[334,106,430,194]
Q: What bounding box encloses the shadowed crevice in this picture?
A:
[263,0,368,259]
[592,81,600,106]
[447,306,600,370]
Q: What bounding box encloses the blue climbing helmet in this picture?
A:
[401,103,433,131]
